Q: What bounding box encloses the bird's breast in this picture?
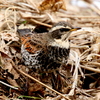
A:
[49,39,70,49]
[48,46,70,64]
[21,38,70,70]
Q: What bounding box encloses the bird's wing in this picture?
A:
[17,29,48,54]
[31,33,48,47]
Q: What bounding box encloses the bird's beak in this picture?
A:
[61,27,81,41]
[70,27,81,31]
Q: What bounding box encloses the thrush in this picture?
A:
[17,21,81,72]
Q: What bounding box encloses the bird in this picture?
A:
[17,21,81,73]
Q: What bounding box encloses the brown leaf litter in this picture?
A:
[0,0,100,100]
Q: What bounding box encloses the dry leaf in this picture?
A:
[38,0,66,12]
[7,77,20,88]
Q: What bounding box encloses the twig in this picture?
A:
[30,18,52,28]
[60,15,100,18]
[80,65,100,73]
[80,48,92,58]
[76,87,92,97]
[88,62,100,67]
[0,80,18,90]
[5,6,18,31]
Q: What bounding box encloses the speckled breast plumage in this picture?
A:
[21,42,70,71]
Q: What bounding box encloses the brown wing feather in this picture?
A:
[31,33,48,46]
[21,33,48,54]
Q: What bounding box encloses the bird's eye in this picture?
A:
[59,28,70,32]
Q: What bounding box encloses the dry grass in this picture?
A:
[0,0,100,100]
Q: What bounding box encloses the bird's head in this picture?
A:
[49,21,81,41]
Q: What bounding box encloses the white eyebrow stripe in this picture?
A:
[65,26,72,29]
[49,26,65,32]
